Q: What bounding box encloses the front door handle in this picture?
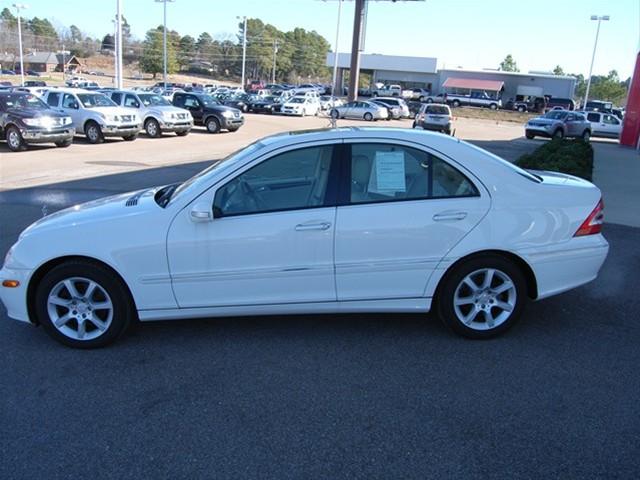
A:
[433,212,467,222]
[295,222,331,231]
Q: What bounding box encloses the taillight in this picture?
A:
[574,198,604,236]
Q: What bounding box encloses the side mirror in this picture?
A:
[71,102,79,110]
[190,202,213,222]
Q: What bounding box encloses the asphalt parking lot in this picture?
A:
[1,115,638,479]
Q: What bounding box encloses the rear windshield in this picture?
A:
[426,105,449,115]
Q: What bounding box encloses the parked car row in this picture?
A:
[524,108,623,141]
[1,88,248,151]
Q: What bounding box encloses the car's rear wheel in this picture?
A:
[489,103,498,110]
[6,125,26,151]
[517,106,526,113]
[55,139,73,148]
[452,100,461,107]
[206,117,220,133]
[419,96,425,102]
[363,112,373,121]
[582,130,591,141]
[35,261,135,348]
[436,255,526,339]
[525,132,535,139]
[426,98,433,103]
[330,109,339,119]
[145,118,161,138]
[84,121,104,144]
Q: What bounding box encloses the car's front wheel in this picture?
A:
[84,121,104,144]
[35,261,135,348]
[6,125,26,151]
[582,130,591,142]
[206,117,220,133]
[436,255,526,339]
[363,112,373,121]
[145,118,161,138]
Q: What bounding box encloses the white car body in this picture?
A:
[373,84,402,97]
[108,90,193,135]
[43,88,142,140]
[281,97,320,116]
[582,111,622,139]
[0,128,609,346]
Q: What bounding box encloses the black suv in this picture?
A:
[172,92,244,133]
[0,91,75,151]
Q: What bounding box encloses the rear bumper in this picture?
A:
[418,121,451,132]
[21,128,75,143]
[520,234,609,300]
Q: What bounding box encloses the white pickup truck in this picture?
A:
[443,91,502,110]
[372,84,402,98]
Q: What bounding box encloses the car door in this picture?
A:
[166,142,339,308]
[61,93,83,126]
[334,141,490,301]
[602,114,622,138]
[586,112,603,136]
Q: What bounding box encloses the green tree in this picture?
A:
[69,25,83,43]
[178,35,196,70]
[553,65,565,76]
[140,26,178,78]
[499,54,519,72]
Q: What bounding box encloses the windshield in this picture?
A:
[543,110,568,120]
[168,140,267,205]
[77,93,116,108]
[289,98,305,104]
[199,95,220,106]
[1,93,49,110]
[138,93,170,106]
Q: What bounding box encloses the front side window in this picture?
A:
[184,96,201,108]
[124,94,140,108]
[214,145,334,217]
[349,143,478,204]
[603,114,619,125]
[62,93,78,108]
[77,94,115,108]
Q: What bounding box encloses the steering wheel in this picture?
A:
[239,180,266,210]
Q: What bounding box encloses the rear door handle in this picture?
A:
[295,222,331,231]
[433,212,467,221]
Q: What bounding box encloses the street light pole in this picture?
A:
[237,16,247,90]
[12,3,28,87]
[272,39,278,83]
[115,0,123,88]
[331,0,343,98]
[155,0,175,90]
[584,14,610,108]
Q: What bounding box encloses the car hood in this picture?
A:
[20,188,160,238]
[528,117,559,125]
[88,106,139,116]
[204,104,240,114]
[7,108,68,119]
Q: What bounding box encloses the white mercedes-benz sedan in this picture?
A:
[0,128,609,348]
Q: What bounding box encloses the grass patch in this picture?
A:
[516,138,594,181]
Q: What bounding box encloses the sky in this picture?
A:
[3,0,639,79]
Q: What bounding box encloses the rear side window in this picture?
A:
[587,113,600,122]
[46,92,60,107]
[111,92,122,105]
[349,143,478,205]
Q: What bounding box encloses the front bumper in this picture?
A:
[525,126,555,138]
[0,266,31,323]
[102,123,142,137]
[220,116,245,130]
[159,119,193,132]
[20,127,75,144]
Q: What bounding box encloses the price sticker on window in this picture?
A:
[368,151,406,195]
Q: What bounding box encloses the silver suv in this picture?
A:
[413,103,452,134]
[44,88,141,143]
[108,90,193,137]
[525,110,592,141]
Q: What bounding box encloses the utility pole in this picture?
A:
[115,0,123,88]
[584,15,610,108]
[13,3,28,87]
[155,0,175,90]
[237,16,247,89]
[331,0,343,98]
[347,0,366,102]
[272,39,278,83]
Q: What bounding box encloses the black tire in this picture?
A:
[330,109,339,119]
[419,96,425,102]
[363,112,373,121]
[84,121,104,144]
[412,121,417,129]
[436,254,527,339]
[452,100,461,108]
[205,116,220,133]
[553,128,564,139]
[582,130,591,141]
[517,106,526,113]
[34,260,135,348]
[6,125,26,151]
[123,134,137,141]
[426,97,433,103]
[242,104,248,113]
[145,118,161,138]
[525,132,535,140]
[372,92,378,97]
[489,103,498,110]
[176,130,190,137]
[55,138,73,148]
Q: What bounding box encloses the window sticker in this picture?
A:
[368,151,406,195]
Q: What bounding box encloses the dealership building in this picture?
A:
[327,53,577,100]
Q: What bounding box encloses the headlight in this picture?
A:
[22,118,42,127]
[221,111,234,118]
